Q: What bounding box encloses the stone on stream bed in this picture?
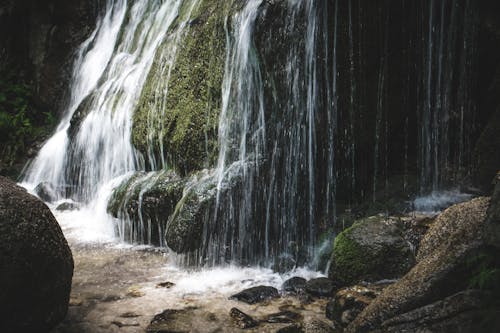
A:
[230,308,259,329]
[146,307,221,333]
[264,311,303,324]
[282,277,307,294]
[229,286,280,304]
[305,278,337,297]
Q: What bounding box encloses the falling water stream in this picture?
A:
[18,0,479,304]
[13,0,483,330]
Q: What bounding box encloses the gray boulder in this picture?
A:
[346,197,499,333]
[0,176,73,332]
[328,215,415,287]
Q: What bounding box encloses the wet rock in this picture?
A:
[328,215,415,288]
[147,307,203,333]
[346,197,495,333]
[230,308,259,329]
[229,286,280,304]
[0,176,73,332]
[302,319,339,333]
[111,320,140,328]
[156,281,175,289]
[265,311,302,323]
[56,201,80,211]
[305,278,337,297]
[372,290,499,333]
[277,324,304,333]
[165,171,217,253]
[120,312,141,318]
[282,277,307,294]
[34,181,58,202]
[326,285,387,327]
[107,171,185,246]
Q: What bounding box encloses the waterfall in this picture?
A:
[419,0,476,194]
[21,0,183,216]
[17,0,480,268]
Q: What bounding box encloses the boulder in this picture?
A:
[346,197,499,333]
[328,215,415,287]
[34,181,58,202]
[229,308,259,329]
[229,285,280,304]
[165,171,217,253]
[146,307,221,333]
[0,176,73,332]
[369,290,497,333]
[305,278,337,297]
[107,171,185,246]
[282,277,307,294]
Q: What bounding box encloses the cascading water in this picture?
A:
[18,0,482,270]
[22,0,184,210]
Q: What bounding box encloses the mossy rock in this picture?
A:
[328,215,415,287]
[107,170,186,245]
[165,170,217,253]
[132,0,240,175]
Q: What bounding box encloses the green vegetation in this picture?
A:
[132,0,239,175]
[0,70,57,171]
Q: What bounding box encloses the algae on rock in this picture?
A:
[328,215,415,288]
[132,0,239,175]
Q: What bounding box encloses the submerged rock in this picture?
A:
[146,307,222,333]
[346,197,499,333]
[264,311,302,324]
[0,176,73,332]
[305,278,337,297]
[229,285,280,304]
[328,215,415,287]
[230,307,259,329]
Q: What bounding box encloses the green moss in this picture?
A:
[331,225,372,286]
[132,0,239,175]
[329,216,415,287]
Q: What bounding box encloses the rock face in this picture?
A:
[0,176,73,332]
[346,197,499,333]
[328,216,415,288]
[132,0,238,175]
